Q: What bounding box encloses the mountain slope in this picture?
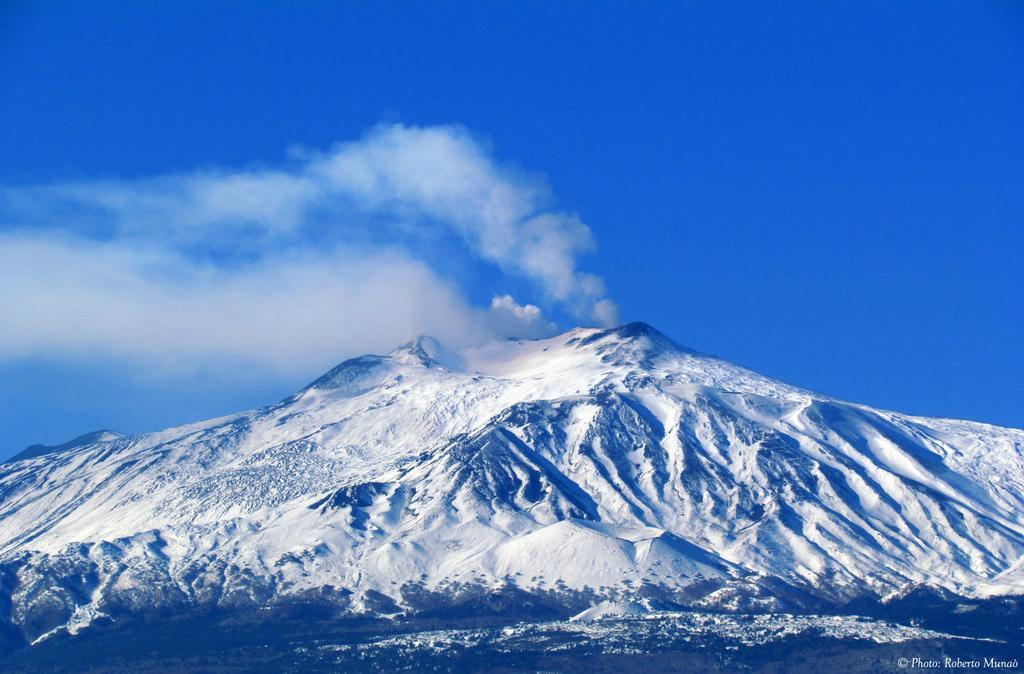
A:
[1,323,1022,644]
[5,430,123,464]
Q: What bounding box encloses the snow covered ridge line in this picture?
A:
[1,322,1023,646]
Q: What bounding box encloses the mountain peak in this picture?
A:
[6,429,122,464]
[566,321,692,358]
[303,335,466,395]
[391,335,465,370]
[613,321,662,337]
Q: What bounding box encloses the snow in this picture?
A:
[570,599,649,621]
[322,610,983,657]
[1,322,1022,642]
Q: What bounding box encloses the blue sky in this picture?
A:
[1,1,1021,458]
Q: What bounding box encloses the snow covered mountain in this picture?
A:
[2,323,1023,644]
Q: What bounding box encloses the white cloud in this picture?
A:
[592,298,621,328]
[487,294,555,338]
[0,124,618,374]
[0,233,558,374]
[490,294,543,321]
[311,126,611,318]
